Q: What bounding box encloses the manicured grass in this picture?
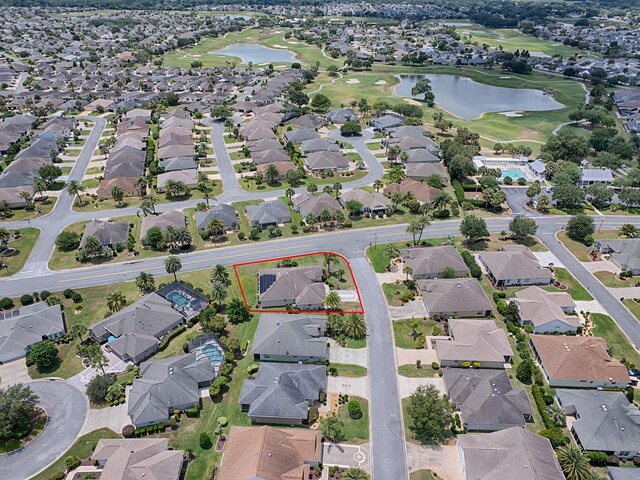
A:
[410,470,439,480]
[30,428,120,480]
[558,229,619,262]
[544,267,593,301]
[0,228,40,277]
[398,364,440,378]
[330,363,368,377]
[0,408,47,453]
[345,337,367,349]
[238,170,368,193]
[336,396,369,444]
[1,198,56,221]
[392,318,439,349]
[590,313,640,367]
[382,282,413,307]
[594,271,639,288]
[623,299,640,323]
[463,233,547,253]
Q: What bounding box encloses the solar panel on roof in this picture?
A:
[259,273,276,294]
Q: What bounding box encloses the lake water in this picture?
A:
[395,74,564,120]
[209,44,297,64]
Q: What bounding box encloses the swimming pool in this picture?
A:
[202,344,224,365]
[166,291,190,308]
[500,168,526,180]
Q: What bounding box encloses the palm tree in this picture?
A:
[305,214,317,228]
[66,180,85,205]
[373,180,383,192]
[141,195,158,215]
[0,227,11,246]
[324,254,338,275]
[206,217,225,236]
[164,255,182,281]
[546,404,566,427]
[19,190,33,207]
[324,291,342,310]
[285,188,295,203]
[88,345,108,375]
[265,163,280,184]
[70,323,88,341]
[135,272,156,295]
[211,264,230,285]
[406,215,431,245]
[307,182,318,193]
[111,184,124,206]
[135,176,147,197]
[620,223,639,238]
[319,208,333,226]
[82,235,102,257]
[203,189,211,209]
[106,292,127,312]
[343,314,367,339]
[173,226,192,248]
[320,413,343,441]
[210,280,227,311]
[32,178,47,199]
[332,182,342,200]
[403,264,413,280]
[556,444,591,480]
[344,468,368,480]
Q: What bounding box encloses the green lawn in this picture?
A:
[366,238,443,273]
[392,318,439,349]
[623,299,640,323]
[557,229,619,262]
[0,228,40,278]
[1,198,56,221]
[544,267,593,301]
[30,428,120,480]
[590,313,640,368]
[330,363,368,377]
[398,364,440,378]
[336,396,369,444]
[410,470,439,480]
[594,271,639,288]
[382,283,412,307]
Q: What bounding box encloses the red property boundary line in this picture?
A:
[232,251,365,315]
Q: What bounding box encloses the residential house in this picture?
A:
[444,368,533,431]
[218,426,321,480]
[0,303,65,364]
[140,209,185,238]
[304,151,349,172]
[514,286,579,333]
[384,178,443,204]
[404,148,441,164]
[530,335,630,388]
[369,113,404,131]
[478,248,553,287]
[301,138,340,155]
[595,239,640,274]
[256,161,297,180]
[400,245,469,279]
[292,192,342,218]
[436,319,512,368]
[252,314,328,362]
[416,278,493,318]
[81,219,129,249]
[96,177,139,199]
[557,389,640,458]
[194,204,238,232]
[291,114,324,129]
[284,128,320,144]
[326,108,359,124]
[457,427,564,480]
[609,467,640,480]
[158,156,197,172]
[156,170,198,193]
[238,363,327,425]
[258,266,327,309]
[128,352,218,426]
[246,200,291,227]
[91,438,183,480]
[341,189,390,214]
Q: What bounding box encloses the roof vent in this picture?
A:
[268,453,272,457]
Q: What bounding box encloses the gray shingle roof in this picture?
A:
[400,245,469,278]
[239,363,327,421]
[246,200,291,226]
[444,368,532,429]
[609,467,640,480]
[596,239,640,271]
[417,278,492,316]
[81,219,130,247]
[478,250,552,283]
[557,389,640,453]
[194,204,238,231]
[458,427,564,480]
[252,314,328,360]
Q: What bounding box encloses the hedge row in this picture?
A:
[460,250,482,279]
[157,325,187,352]
[453,180,485,209]
[133,423,166,436]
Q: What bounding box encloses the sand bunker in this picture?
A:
[498,111,524,117]
[287,41,299,45]
[500,76,512,79]
[403,98,422,106]
[374,80,387,85]
[346,79,361,84]
[271,44,288,49]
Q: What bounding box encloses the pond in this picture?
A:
[395,74,564,120]
[209,44,297,64]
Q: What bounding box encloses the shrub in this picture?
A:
[199,432,212,450]
[71,292,83,303]
[86,374,116,404]
[237,231,245,240]
[64,455,81,471]
[0,297,14,310]
[199,230,211,240]
[55,231,81,252]
[122,425,135,437]
[157,325,187,351]
[431,362,440,370]
[460,361,471,368]
[461,250,482,278]
[40,290,51,300]
[347,399,362,418]
[20,294,34,305]
[586,451,608,467]
[538,428,569,448]
[63,289,74,299]
[516,359,534,384]
[185,406,200,418]
[308,406,319,424]
[217,416,228,427]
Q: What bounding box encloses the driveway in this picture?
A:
[398,376,445,399]
[80,403,130,436]
[0,359,30,387]
[396,347,438,367]
[581,259,620,274]
[389,300,428,320]
[532,251,564,268]
[406,443,464,480]
[0,380,88,480]
[322,442,370,471]
[329,343,368,367]
[327,375,369,399]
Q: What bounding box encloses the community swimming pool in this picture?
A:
[500,168,527,180]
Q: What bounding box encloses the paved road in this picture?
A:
[0,381,88,480]
[350,256,407,479]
